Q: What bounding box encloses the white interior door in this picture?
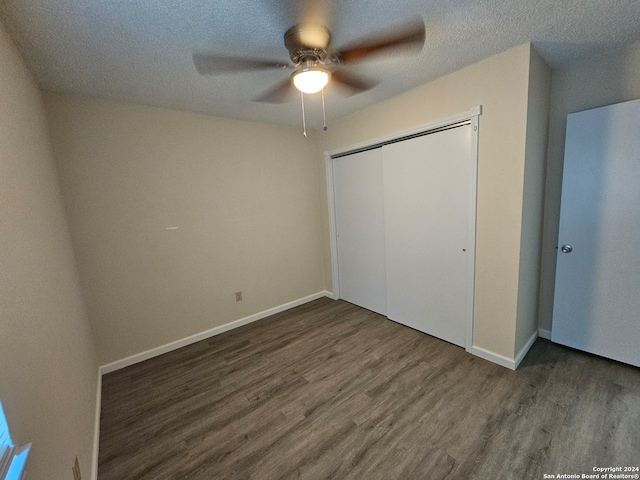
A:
[333,148,387,315]
[382,125,474,347]
[552,99,640,367]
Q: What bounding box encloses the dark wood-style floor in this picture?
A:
[98,298,640,479]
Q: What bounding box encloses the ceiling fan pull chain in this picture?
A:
[321,89,328,131]
[300,91,307,137]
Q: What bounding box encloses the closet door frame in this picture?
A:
[325,106,481,351]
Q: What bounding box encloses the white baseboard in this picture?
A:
[100,291,332,375]
[538,328,551,340]
[91,368,102,480]
[514,330,538,368]
[468,329,538,370]
[468,345,518,370]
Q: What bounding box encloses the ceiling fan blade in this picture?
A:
[193,53,290,75]
[331,69,378,94]
[253,78,295,103]
[335,19,425,64]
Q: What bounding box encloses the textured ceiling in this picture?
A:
[1,0,640,128]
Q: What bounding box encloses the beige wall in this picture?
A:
[0,25,98,480]
[318,43,540,360]
[44,94,325,365]
[515,47,551,353]
[538,41,640,332]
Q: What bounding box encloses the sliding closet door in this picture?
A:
[382,125,473,347]
[333,148,387,315]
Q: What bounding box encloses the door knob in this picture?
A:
[561,244,573,253]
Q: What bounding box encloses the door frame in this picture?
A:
[324,106,481,351]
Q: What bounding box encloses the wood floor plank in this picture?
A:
[98,298,640,479]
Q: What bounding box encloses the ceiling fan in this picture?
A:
[192,19,426,104]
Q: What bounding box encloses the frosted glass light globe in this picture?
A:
[292,68,330,94]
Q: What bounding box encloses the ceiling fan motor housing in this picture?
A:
[284,24,331,64]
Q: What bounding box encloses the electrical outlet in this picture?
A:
[72,456,81,480]
[235,291,242,302]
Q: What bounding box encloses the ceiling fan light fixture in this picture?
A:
[292,66,330,94]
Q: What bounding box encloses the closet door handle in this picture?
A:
[561,244,573,253]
